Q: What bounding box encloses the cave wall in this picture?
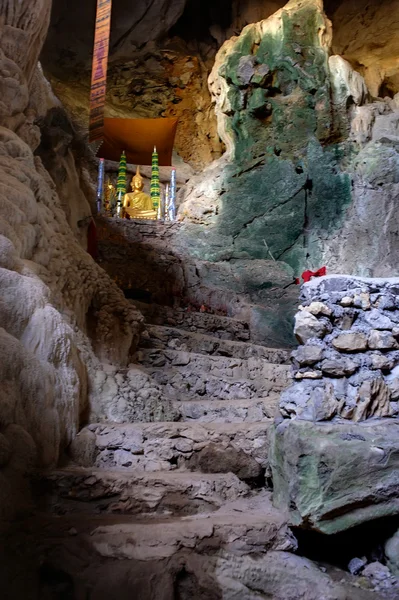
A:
[41,0,224,170]
[328,0,399,97]
[41,0,399,173]
[38,0,399,347]
[0,0,147,520]
[179,0,399,280]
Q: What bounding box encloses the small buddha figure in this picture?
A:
[123,166,157,220]
[104,178,117,215]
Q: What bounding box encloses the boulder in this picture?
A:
[271,419,399,534]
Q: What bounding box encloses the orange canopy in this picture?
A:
[96,117,178,166]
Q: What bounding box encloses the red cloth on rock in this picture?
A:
[301,267,326,283]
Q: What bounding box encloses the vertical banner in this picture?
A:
[89,0,112,142]
[96,158,105,213]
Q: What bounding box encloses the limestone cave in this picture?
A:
[1,0,399,598]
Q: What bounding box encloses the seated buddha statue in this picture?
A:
[123,166,157,220]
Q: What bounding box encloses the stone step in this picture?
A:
[132,300,251,342]
[32,491,296,562]
[174,396,279,423]
[141,324,290,363]
[34,468,249,517]
[69,422,273,481]
[139,350,290,400]
[137,347,290,375]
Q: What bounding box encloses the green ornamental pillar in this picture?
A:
[150,146,160,213]
[116,150,127,216]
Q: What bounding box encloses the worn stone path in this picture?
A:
[32,305,383,599]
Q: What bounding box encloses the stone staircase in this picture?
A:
[32,306,301,599]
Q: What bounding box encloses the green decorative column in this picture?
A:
[116,150,127,216]
[150,146,160,213]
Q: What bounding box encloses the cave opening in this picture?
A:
[294,515,399,572]
[169,0,233,48]
[379,78,399,99]
[123,287,153,303]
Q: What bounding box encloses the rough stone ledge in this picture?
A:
[33,467,250,516]
[143,324,290,363]
[69,422,274,480]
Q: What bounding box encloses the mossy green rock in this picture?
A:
[270,419,399,534]
[179,0,356,343]
[182,0,353,280]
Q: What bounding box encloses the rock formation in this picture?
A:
[179,0,399,279]
[0,0,176,522]
[272,275,399,534]
[2,0,399,597]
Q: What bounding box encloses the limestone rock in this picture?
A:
[294,311,327,344]
[68,430,97,468]
[385,530,399,577]
[0,0,145,521]
[186,442,263,482]
[271,419,399,533]
[329,55,368,107]
[292,345,323,366]
[280,381,338,421]
[302,301,332,317]
[339,376,393,422]
[348,557,367,575]
[368,329,399,350]
[364,308,393,330]
[331,0,399,97]
[332,332,368,352]
[369,352,394,371]
[293,369,322,380]
[362,562,394,586]
[340,296,353,307]
[385,365,399,399]
[354,293,371,310]
[321,357,358,377]
[214,551,374,600]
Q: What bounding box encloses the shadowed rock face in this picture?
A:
[0,0,150,523]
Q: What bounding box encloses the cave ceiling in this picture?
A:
[40,0,399,168]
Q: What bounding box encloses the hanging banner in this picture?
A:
[89,0,112,142]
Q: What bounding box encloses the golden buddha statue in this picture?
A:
[123,166,157,220]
